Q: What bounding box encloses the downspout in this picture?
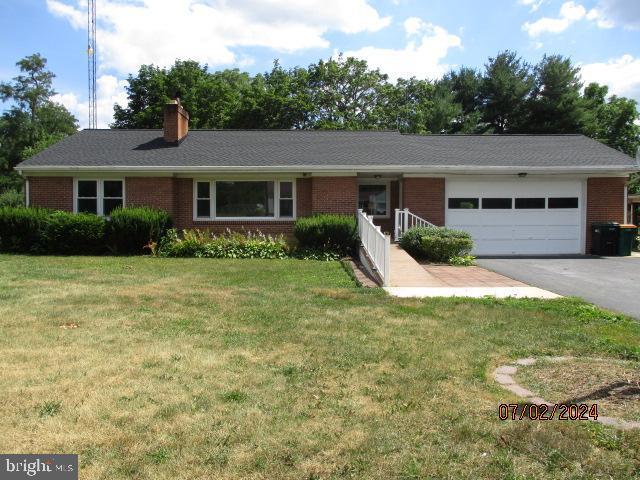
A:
[624,183,628,224]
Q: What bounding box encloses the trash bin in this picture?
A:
[591,222,619,256]
[617,224,637,256]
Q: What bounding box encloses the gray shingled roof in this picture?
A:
[16,129,638,171]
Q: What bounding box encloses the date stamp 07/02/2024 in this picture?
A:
[498,403,599,421]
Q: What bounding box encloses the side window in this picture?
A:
[515,198,545,209]
[448,198,479,209]
[279,181,294,218]
[482,198,512,209]
[77,180,98,214]
[103,180,123,216]
[548,197,579,209]
[196,181,211,218]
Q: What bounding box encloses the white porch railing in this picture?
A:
[357,209,390,287]
[394,208,436,242]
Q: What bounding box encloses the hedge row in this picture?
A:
[0,209,358,258]
[293,214,358,255]
[400,225,473,263]
[0,206,172,255]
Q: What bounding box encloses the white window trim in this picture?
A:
[357,179,391,219]
[193,178,297,221]
[73,178,125,216]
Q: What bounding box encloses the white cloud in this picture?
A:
[46,0,392,75]
[586,0,640,29]
[522,1,586,37]
[580,54,640,102]
[403,17,424,36]
[52,74,128,128]
[519,0,546,12]
[344,19,461,81]
[585,8,615,28]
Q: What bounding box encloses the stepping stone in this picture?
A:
[495,365,517,375]
[494,374,514,385]
[505,384,534,397]
[526,396,551,405]
[515,358,536,366]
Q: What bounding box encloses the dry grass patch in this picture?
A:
[1,255,640,479]
[516,357,640,422]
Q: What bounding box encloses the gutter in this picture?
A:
[15,164,640,176]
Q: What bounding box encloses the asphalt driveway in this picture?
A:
[477,256,640,319]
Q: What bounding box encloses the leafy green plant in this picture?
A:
[293,214,357,255]
[106,207,172,255]
[0,206,50,252]
[400,226,472,261]
[41,211,106,255]
[158,229,289,259]
[448,254,476,266]
[0,189,24,208]
[420,235,473,263]
[290,247,342,261]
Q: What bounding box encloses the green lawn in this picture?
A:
[0,255,639,479]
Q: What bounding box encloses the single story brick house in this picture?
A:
[16,100,639,255]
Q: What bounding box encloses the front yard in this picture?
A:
[0,255,639,479]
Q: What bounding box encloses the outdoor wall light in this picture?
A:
[518,172,527,177]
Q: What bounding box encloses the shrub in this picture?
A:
[106,207,172,254]
[40,211,106,255]
[399,225,473,262]
[293,214,357,254]
[0,206,50,253]
[158,229,289,259]
[0,189,24,208]
[448,254,476,266]
[420,234,473,263]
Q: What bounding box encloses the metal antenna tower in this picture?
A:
[87,0,97,129]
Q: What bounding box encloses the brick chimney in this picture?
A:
[163,98,189,144]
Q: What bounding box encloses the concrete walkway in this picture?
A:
[388,244,441,287]
[385,244,560,299]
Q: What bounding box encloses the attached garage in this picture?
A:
[445,178,585,255]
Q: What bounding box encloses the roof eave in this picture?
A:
[15,164,639,176]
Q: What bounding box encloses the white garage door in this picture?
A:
[445,178,584,255]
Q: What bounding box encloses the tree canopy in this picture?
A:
[1,50,638,195]
[0,53,77,192]
[112,51,639,158]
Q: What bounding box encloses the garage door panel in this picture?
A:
[545,225,581,240]
[478,226,515,240]
[445,179,583,255]
[446,212,483,225]
[512,226,548,240]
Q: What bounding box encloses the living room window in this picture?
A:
[75,179,124,216]
[358,182,389,217]
[194,179,295,220]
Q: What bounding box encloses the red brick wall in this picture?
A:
[125,177,176,217]
[311,176,357,215]
[586,177,627,253]
[172,178,191,229]
[401,177,445,226]
[297,177,312,217]
[27,176,73,211]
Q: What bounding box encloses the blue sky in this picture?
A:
[1,0,639,127]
